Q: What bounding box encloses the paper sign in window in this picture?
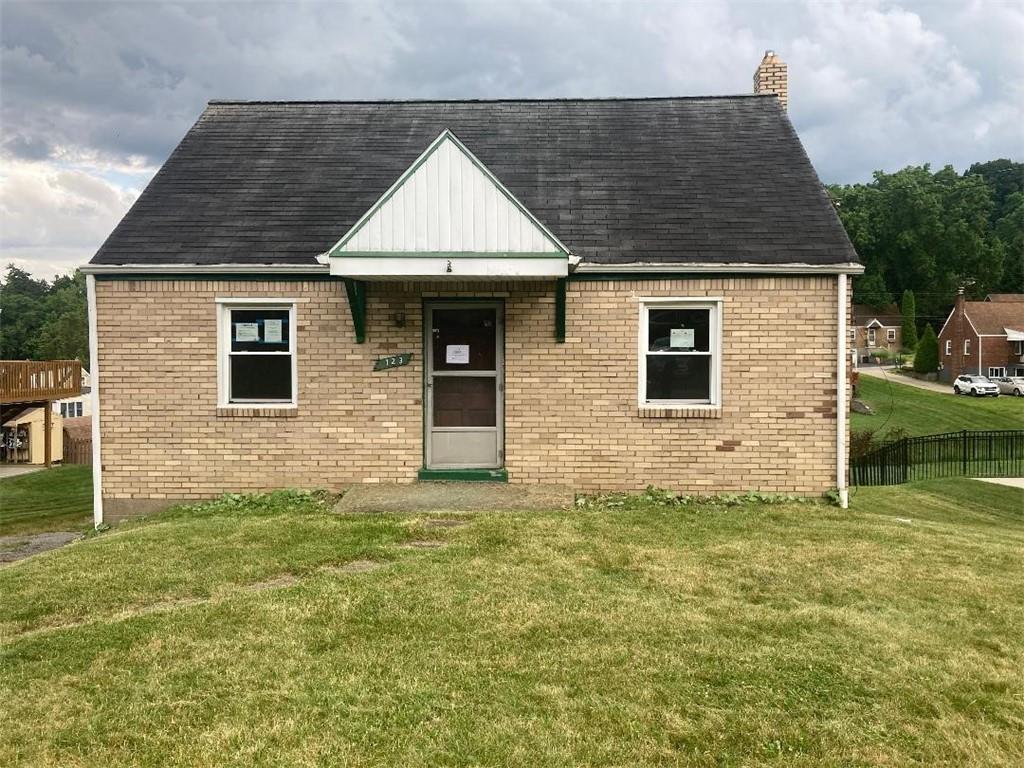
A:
[264,319,283,344]
[235,323,260,342]
[670,328,694,349]
[445,344,470,364]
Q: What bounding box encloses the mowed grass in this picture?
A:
[852,374,1024,435]
[0,465,93,536]
[2,482,1023,766]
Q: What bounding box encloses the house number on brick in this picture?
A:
[373,353,413,371]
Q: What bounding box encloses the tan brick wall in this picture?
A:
[95,276,842,517]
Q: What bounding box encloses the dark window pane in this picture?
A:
[648,308,710,352]
[433,376,496,427]
[431,308,497,371]
[231,309,290,353]
[230,355,292,401]
[646,355,711,401]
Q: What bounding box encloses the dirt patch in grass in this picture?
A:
[424,518,470,528]
[246,574,301,591]
[397,539,448,550]
[323,559,386,574]
[0,531,82,564]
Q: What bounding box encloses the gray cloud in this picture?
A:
[2,0,1022,278]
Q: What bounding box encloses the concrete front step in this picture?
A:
[334,482,574,514]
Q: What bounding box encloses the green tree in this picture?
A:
[0,265,49,359]
[0,265,89,366]
[900,289,918,350]
[913,324,939,374]
[994,191,1024,292]
[830,164,1002,323]
[36,271,89,368]
[854,271,892,310]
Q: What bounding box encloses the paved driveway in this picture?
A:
[857,367,950,394]
[0,465,42,480]
[975,477,1024,490]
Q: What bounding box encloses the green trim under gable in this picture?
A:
[333,251,565,259]
[417,468,508,482]
[343,278,367,343]
[555,277,567,342]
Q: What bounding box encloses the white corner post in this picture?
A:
[86,275,104,526]
[836,273,849,509]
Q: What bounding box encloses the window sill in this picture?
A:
[216,406,298,418]
[638,405,722,419]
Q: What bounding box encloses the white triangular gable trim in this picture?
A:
[329,130,569,257]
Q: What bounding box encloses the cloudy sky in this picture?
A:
[2,0,1022,278]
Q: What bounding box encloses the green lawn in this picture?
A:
[2,482,1023,766]
[0,465,93,536]
[852,374,1024,435]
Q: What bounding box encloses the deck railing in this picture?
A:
[852,430,1024,486]
[0,360,83,404]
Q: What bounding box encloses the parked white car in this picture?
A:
[953,375,1000,397]
[994,376,1024,397]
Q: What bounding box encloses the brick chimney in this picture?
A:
[753,50,788,109]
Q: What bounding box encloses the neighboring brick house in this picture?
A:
[937,291,1024,382]
[82,53,863,524]
[851,304,903,363]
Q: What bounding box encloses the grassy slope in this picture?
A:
[2,483,1023,767]
[0,465,93,536]
[852,374,1024,435]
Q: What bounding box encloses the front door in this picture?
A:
[425,302,503,469]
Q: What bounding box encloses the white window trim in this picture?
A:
[988,367,1005,378]
[964,339,971,355]
[945,339,952,356]
[216,298,298,409]
[867,328,876,346]
[886,328,897,342]
[638,298,723,408]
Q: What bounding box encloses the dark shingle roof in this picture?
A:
[965,300,1024,335]
[90,97,859,267]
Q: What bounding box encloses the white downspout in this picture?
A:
[86,275,104,527]
[836,274,849,509]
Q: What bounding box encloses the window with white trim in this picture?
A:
[989,367,1006,378]
[945,340,952,356]
[640,300,722,407]
[964,339,971,355]
[886,328,897,342]
[217,301,297,406]
[867,328,876,345]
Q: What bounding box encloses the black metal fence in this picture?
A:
[852,430,1024,486]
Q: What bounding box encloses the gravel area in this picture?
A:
[0,531,83,564]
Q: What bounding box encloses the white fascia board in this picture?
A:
[572,261,865,275]
[330,255,568,279]
[80,263,331,275]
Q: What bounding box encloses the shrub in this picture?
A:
[913,324,939,373]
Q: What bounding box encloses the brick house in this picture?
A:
[851,304,903,363]
[82,52,863,524]
[937,291,1024,382]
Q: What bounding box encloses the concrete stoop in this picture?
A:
[334,482,574,514]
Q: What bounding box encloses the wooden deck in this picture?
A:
[0,360,83,405]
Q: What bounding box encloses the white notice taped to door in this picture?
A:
[446,344,470,364]
[264,319,283,344]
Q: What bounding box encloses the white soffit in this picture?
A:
[327,130,569,278]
